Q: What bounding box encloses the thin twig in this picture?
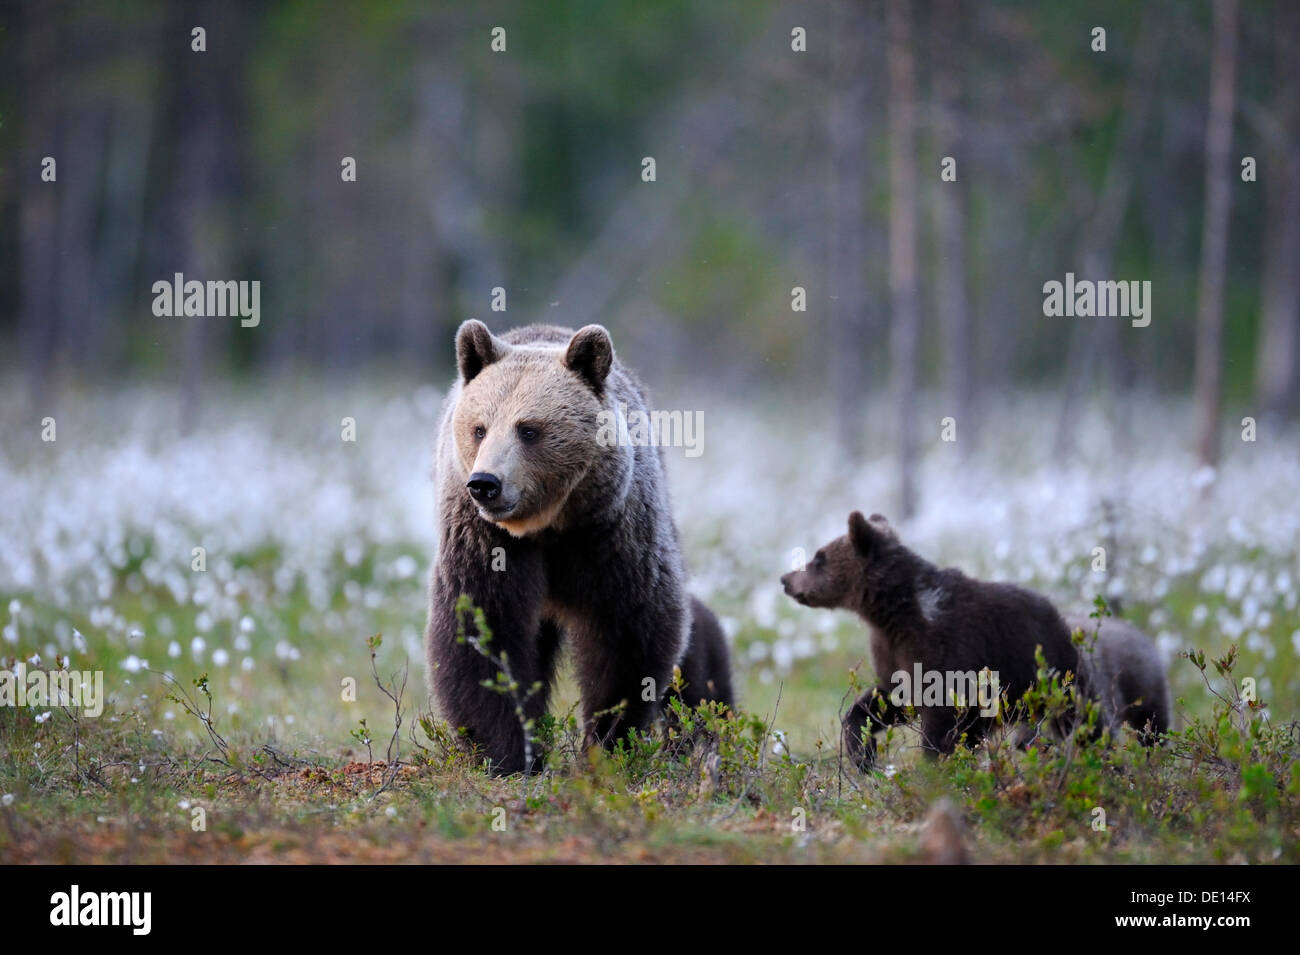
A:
[714,681,783,824]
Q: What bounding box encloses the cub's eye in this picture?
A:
[813,553,826,570]
[517,424,540,443]
[472,425,486,441]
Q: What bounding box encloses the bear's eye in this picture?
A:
[472,425,486,441]
[517,424,541,444]
[813,552,826,570]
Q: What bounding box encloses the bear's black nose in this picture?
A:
[467,472,502,502]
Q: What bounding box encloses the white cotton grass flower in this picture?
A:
[211,648,229,667]
[1,794,14,807]
[121,655,143,673]
[190,636,206,661]
[73,629,87,653]
[241,657,255,672]
[35,711,52,724]
[791,635,817,660]
[168,641,181,658]
[4,383,1300,733]
[240,615,254,634]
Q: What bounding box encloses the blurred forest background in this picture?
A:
[1,0,1297,505]
[5,5,1300,868]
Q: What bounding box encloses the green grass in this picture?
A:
[2,381,1297,863]
[2,541,1297,864]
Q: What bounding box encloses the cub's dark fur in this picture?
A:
[1066,614,1171,743]
[672,597,735,710]
[782,512,1165,770]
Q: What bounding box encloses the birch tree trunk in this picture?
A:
[1255,1,1300,424]
[887,0,920,519]
[18,0,60,414]
[828,0,869,459]
[930,0,972,457]
[1192,0,1238,469]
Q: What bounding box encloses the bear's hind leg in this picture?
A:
[925,708,988,757]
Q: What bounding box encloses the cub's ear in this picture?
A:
[564,324,615,394]
[868,513,898,541]
[848,510,883,555]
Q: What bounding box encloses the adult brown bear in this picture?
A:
[425,320,731,774]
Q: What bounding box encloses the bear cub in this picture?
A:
[782,511,1167,770]
[425,320,732,775]
[1063,613,1170,745]
[672,596,735,710]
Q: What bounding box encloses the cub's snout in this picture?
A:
[781,570,808,604]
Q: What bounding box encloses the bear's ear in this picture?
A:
[456,320,504,383]
[564,324,614,394]
[848,510,883,555]
[868,513,898,541]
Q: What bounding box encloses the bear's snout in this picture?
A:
[781,571,805,603]
[467,471,503,503]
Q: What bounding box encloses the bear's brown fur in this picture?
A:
[425,321,731,774]
[781,511,1166,770]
